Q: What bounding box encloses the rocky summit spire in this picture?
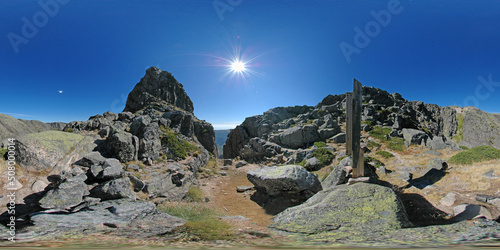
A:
[124,67,194,113]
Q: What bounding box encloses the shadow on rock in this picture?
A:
[398,192,452,227]
[250,190,310,215]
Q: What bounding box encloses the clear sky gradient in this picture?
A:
[1,0,499,129]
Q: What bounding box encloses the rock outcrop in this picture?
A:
[0,67,217,241]
[223,86,500,165]
[28,199,185,238]
[124,66,194,114]
[270,183,412,239]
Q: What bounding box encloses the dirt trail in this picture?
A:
[199,163,274,231]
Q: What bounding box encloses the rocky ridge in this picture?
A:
[0,67,217,240]
[224,86,500,163]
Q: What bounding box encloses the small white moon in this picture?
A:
[58,90,63,94]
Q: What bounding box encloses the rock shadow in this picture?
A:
[0,192,45,230]
[250,190,308,215]
[406,162,448,189]
[398,192,453,227]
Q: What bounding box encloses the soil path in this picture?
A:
[199,163,274,231]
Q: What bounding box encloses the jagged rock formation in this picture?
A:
[124,66,194,114]
[64,67,217,159]
[224,86,500,163]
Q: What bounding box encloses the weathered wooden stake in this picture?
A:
[351,79,364,178]
[346,92,353,156]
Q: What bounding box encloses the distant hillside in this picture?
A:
[215,129,230,158]
[0,113,66,145]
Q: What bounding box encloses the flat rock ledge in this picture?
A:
[1,199,184,241]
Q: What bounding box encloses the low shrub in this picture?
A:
[449,145,500,165]
[312,148,334,167]
[314,141,327,148]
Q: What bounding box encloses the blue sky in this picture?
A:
[1,0,499,129]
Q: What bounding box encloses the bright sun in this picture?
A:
[231,60,246,73]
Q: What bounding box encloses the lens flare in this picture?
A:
[230,60,246,73]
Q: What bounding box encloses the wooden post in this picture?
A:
[346,92,353,156]
[352,79,364,178]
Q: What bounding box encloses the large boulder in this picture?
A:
[28,199,185,239]
[460,107,500,149]
[77,151,107,168]
[321,165,347,187]
[39,174,90,210]
[270,183,412,238]
[276,125,320,149]
[90,177,131,200]
[144,163,193,201]
[193,120,217,156]
[402,128,428,146]
[89,158,124,181]
[137,122,161,162]
[239,138,282,162]
[247,165,322,197]
[124,67,194,114]
[102,131,139,163]
[426,135,459,150]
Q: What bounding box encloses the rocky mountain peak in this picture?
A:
[124,67,194,114]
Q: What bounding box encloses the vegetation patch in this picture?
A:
[376,150,394,159]
[449,145,500,165]
[367,140,381,148]
[158,202,232,241]
[364,156,384,168]
[0,148,7,159]
[312,148,334,167]
[369,126,392,141]
[452,113,464,143]
[160,126,199,159]
[362,120,375,127]
[369,126,405,152]
[313,141,327,148]
[186,187,204,202]
[387,138,405,152]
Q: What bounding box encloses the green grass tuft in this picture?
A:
[369,126,392,141]
[160,126,199,159]
[368,140,381,148]
[449,145,500,165]
[158,203,233,241]
[376,150,394,159]
[186,187,204,202]
[314,141,327,148]
[387,138,405,152]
